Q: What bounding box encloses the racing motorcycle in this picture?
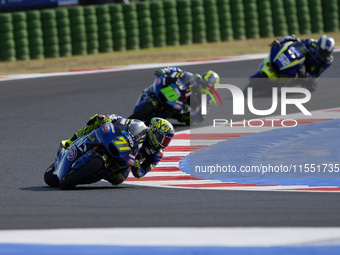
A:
[244,40,315,96]
[128,75,191,125]
[44,119,144,189]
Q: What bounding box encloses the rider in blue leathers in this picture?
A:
[153,67,220,124]
[60,114,175,186]
[269,35,335,91]
[250,35,335,92]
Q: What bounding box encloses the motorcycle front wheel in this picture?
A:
[44,162,59,187]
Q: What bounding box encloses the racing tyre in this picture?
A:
[243,72,269,98]
[128,102,155,125]
[59,157,104,190]
[44,162,59,187]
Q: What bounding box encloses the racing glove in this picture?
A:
[270,39,282,47]
[155,68,167,76]
[178,113,191,125]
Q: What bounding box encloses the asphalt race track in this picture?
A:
[1,54,340,230]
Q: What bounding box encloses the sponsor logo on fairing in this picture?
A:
[102,123,110,133]
[122,130,135,147]
[67,147,77,161]
[127,159,135,166]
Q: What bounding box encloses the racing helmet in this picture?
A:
[127,119,148,143]
[201,70,220,89]
[317,35,335,58]
[148,117,175,149]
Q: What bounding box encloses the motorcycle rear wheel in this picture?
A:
[243,72,270,97]
[59,157,104,190]
[128,102,155,125]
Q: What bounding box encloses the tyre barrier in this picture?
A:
[0,13,15,61]
[257,0,274,38]
[150,1,166,47]
[271,0,288,36]
[84,6,99,54]
[217,0,233,41]
[322,0,339,32]
[123,3,139,50]
[283,0,300,35]
[296,0,312,34]
[191,0,206,44]
[12,12,29,60]
[26,10,44,60]
[56,8,72,57]
[204,0,221,42]
[0,0,339,62]
[177,0,193,45]
[164,0,180,46]
[308,0,324,33]
[137,2,153,49]
[110,4,126,52]
[96,5,113,53]
[41,9,59,58]
[243,0,260,39]
[230,0,246,40]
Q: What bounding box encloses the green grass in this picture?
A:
[0,32,339,75]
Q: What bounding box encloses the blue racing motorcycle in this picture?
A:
[244,40,315,96]
[44,120,143,189]
[129,75,191,125]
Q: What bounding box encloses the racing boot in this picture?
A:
[61,135,77,149]
[104,166,130,186]
[60,114,104,149]
[104,172,126,186]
